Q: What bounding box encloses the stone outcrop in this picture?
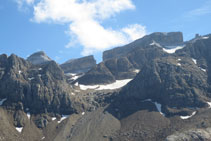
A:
[27,51,51,65]
[60,55,96,73]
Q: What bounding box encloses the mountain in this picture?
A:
[78,32,182,85]
[1,32,211,141]
[103,32,183,61]
[27,51,52,65]
[60,55,96,74]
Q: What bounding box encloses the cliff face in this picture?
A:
[60,55,96,73]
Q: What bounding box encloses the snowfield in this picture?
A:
[16,127,23,133]
[180,111,196,119]
[79,79,132,90]
[163,45,185,54]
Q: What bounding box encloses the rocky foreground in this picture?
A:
[1,32,211,141]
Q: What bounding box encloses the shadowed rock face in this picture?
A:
[103,32,183,61]
[120,56,209,111]
[27,51,51,65]
[60,55,96,73]
[0,54,75,115]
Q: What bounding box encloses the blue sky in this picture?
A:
[0,0,211,64]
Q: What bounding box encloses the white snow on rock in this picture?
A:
[82,112,85,115]
[27,113,30,119]
[18,70,22,74]
[133,69,140,73]
[177,63,181,66]
[0,98,7,106]
[38,68,42,70]
[52,117,56,121]
[38,74,42,77]
[28,77,34,80]
[80,85,99,90]
[150,41,162,47]
[142,99,165,116]
[180,111,196,119]
[41,137,45,140]
[58,115,69,123]
[16,127,23,133]
[202,36,209,39]
[199,67,206,72]
[74,82,79,86]
[192,58,197,64]
[66,73,83,81]
[71,92,75,96]
[79,79,132,90]
[177,58,181,61]
[207,102,211,108]
[163,45,185,54]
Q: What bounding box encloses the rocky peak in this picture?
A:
[27,51,51,65]
[60,55,96,73]
[103,32,183,61]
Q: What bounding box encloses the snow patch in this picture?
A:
[41,137,45,140]
[199,67,206,72]
[0,98,7,106]
[79,79,132,90]
[74,82,79,86]
[150,41,162,47]
[71,92,75,96]
[202,36,209,39]
[18,70,22,74]
[58,115,69,123]
[28,77,34,80]
[142,99,165,116]
[207,102,211,108]
[38,74,42,77]
[133,69,140,73]
[177,63,181,66]
[163,45,185,54]
[180,111,196,119]
[192,58,197,64]
[82,112,85,115]
[52,117,56,121]
[27,113,30,119]
[38,68,42,70]
[16,127,23,133]
[177,58,181,61]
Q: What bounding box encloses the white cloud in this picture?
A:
[122,24,146,41]
[17,0,146,55]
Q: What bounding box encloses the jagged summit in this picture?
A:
[27,51,52,65]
